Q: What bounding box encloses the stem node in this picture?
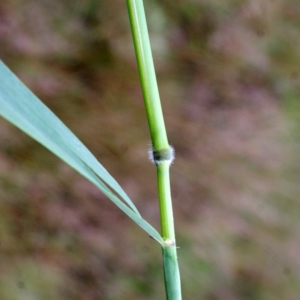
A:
[149,146,175,165]
[163,238,175,247]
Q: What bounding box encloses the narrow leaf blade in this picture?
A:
[0,60,163,244]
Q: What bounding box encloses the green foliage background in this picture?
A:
[0,0,300,299]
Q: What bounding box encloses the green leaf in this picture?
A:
[0,60,163,245]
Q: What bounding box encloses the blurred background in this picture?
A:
[0,0,300,299]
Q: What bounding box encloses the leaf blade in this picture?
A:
[0,60,163,245]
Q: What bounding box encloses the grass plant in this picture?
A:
[0,0,181,299]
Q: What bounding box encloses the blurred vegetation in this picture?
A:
[0,0,300,299]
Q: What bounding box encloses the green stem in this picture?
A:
[163,245,182,300]
[159,161,181,300]
[157,162,175,240]
[126,0,168,151]
[126,1,182,299]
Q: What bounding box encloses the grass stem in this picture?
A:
[157,161,175,240]
[126,0,182,299]
[126,0,168,151]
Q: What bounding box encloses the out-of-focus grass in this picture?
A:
[0,0,300,299]
[0,260,64,300]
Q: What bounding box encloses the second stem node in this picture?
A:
[149,146,175,166]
